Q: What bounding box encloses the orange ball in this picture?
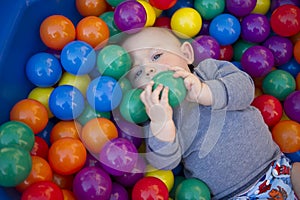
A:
[81,117,118,154]
[40,15,76,50]
[50,120,82,144]
[272,120,300,153]
[62,189,76,200]
[10,99,49,134]
[16,156,53,192]
[48,138,87,175]
[296,73,300,90]
[294,40,300,64]
[76,16,109,49]
[76,0,108,16]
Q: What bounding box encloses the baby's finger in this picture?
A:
[141,81,154,105]
[151,84,163,104]
[160,86,170,105]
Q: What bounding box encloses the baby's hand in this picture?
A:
[171,67,203,104]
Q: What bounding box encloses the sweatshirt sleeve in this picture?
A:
[193,58,255,110]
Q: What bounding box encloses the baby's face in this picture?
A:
[122,28,193,89]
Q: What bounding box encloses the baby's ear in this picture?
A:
[180,41,194,65]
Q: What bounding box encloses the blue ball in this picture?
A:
[49,85,85,120]
[164,0,194,17]
[26,52,62,87]
[86,76,123,112]
[209,13,241,46]
[60,41,96,75]
[277,58,300,78]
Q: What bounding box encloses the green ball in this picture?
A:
[77,102,111,126]
[0,146,32,187]
[152,71,187,107]
[119,76,132,93]
[119,88,149,124]
[175,178,211,200]
[170,176,186,199]
[233,39,256,61]
[99,11,121,38]
[262,70,296,101]
[105,0,125,7]
[194,0,225,20]
[97,44,131,80]
[0,121,34,151]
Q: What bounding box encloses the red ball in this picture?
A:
[21,181,63,200]
[219,45,234,61]
[154,16,171,29]
[132,176,169,200]
[270,4,300,37]
[30,136,49,160]
[149,0,177,10]
[251,94,283,127]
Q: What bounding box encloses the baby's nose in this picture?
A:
[145,66,156,77]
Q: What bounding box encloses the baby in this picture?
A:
[121,27,300,199]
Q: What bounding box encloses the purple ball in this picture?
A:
[113,1,146,33]
[84,152,102,168]
[241,14,270,43]
[226,0,257,17]
[114,155,146,187]
[110,182,129,200]
[270,0,300,12]
[241,45,275,78]
[117,120,143,149]
[73,166,112,200]
[198,20,211,35]
[99,138,138,176]
[192,35,220,65]
[263,36,293,66]
[284,91,300,123]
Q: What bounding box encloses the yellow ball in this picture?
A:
[251,0,270,15]
[145,165,174,192]
[137,0,156,27]
[28,87,54,118]
[58,72,91,97]
[171,7,202,39]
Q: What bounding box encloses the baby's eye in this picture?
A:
[152,53,163,61]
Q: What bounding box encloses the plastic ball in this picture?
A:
[241,13,270,43]
[145,165,174,192]
[297,73,300,90]
[199,19,211,35]
[49,85,85,120]
[149,0,177,10]
[154,16,171,28]
[232,39,256,62]
[84,152,102,168]
[175,178,211,200]
[0,121,34,151]
[40,15,76,50]
[73,166,112,200]
[262,69,296,101]
[86,76,123,112]
[76,16,110,49]
[263,36,293,66]
[114,155,146,187]
[97,45,131,80]
[28,87,54,118]
[164,0,194,17]
[76,0,108,16]
[100,11,121,38]
[241,45,274,78]
[119,88,149,124]
[52,172,74,190]
[58,72,91,97]
[169,176,185,199]
[106,0,125,7]
[77,103,111,126]
[118,76,133,92]
[226,0,257,17]
[36,120,55,146]
[171,7,202,38]
[191,35,221,64]
[48,138,87,175]
[132,176,169,200]
[219,45,234,61]
[252,0,271,15]
[26,52,62,87]
[284,91,300,123]
[194,0,225,20]
[10,99,49,134]
[60,40,96,75]
[152,71,187,107]
[209,13,241,46]
[113,1,147,33]
[251,94,283,127]
[81,117,118,154]
[0,146,32,187]
[270,0,300,12]
[16,155,53,192]
[110,182,129,200]
[50,120,82,144]
[21,181,63,200]
[137,0,156,27]
[293,40,300,64]
[62,189,76,200]
[30,136,49,160]
[277,58,300,78]
[99,137,138,176]
[272,120,300,153]
[270,4,300,37]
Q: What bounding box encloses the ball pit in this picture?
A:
[1,0,300,199]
